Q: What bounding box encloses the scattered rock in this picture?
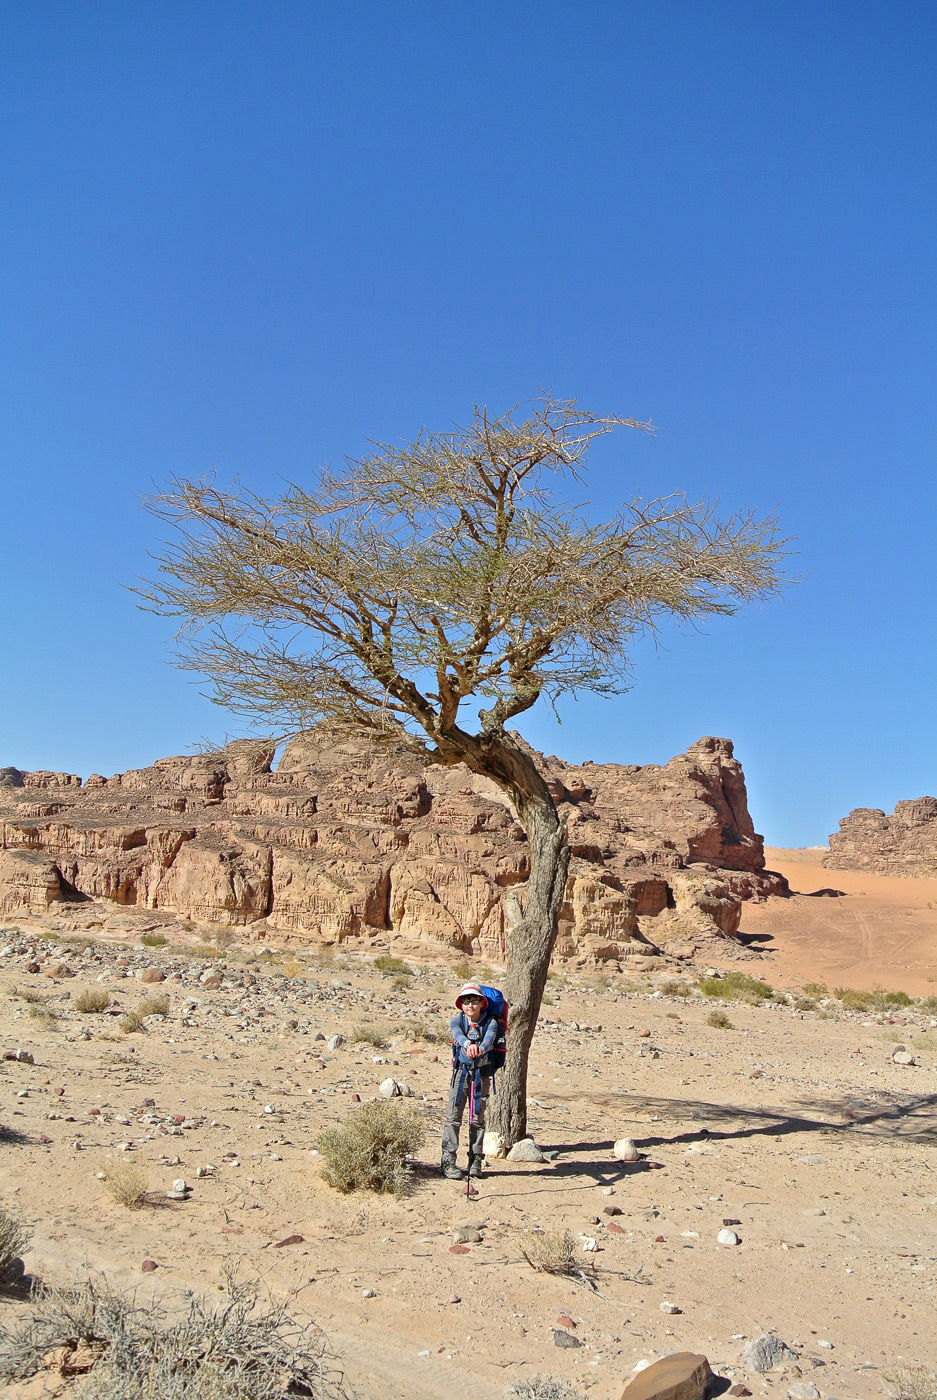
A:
[454,1228,482,1244]
[556,1315,576,1329]
[659,1301,682,1314]
[482,1129,507,1158]
[327,1033,344,1051]
[507,1137,545,1162]
[619,1351,713,1400]
[448,1294,461,1304]
[449,1245,470,1255]
[787,1385,820,1399]
[893,1050,916,1065]
[741,1335,798,1373]
[0,1256,26,1285]
[140,1260,158,1273]
[378,1077,399,1098]
[140,968,165,983]
[273,1234,305,1248]
[361,1288,376,1298]
[717,1228,741,1245]
[603,1205,623,1216]
[613,1137,640,1162]
[553,1329,582,1348]
[729,1386,753,1397]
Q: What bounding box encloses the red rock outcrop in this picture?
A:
[826,797,937,877]
[0,732,786,963]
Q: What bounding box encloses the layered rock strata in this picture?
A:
[0,733,786,964]
[826,797,937,877]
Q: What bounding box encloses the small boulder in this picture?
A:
[619,1351,713,1400]
[741,1335,798,1373]
[327,1033,344,1051]
[553,1329,582,1348]
[893,1050,916,1066]
[613,1137,640,1162]
[482,1130,507,1159]
[378,1077,399,1098]
[140,968,165,984]
[717,1228,741,1245]
[507,1137,545,1162]
[140,1260,158,1273]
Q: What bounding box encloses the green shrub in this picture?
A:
[706,1009,734,1029]
[920,995,937,1014]
[835,986,874,1012]
[373,955,412,977]
[883,990,914,1007]
[74,987,112,1014]
[318,1100,425,1198]
[140,932,167,948]
[803,981,827,997]
[698,971,772,1003]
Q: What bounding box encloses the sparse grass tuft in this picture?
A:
[518,1229,583,1278]
[0,1274,351,1398]
[140,932,167,947]
[660,978,693,998]
[15,986,51,1005]
[883,989,914,1006]
[0,1203,31,1276]
[802,981,827,997]
[28,1005,59,1029]
[452,960,498,983]
[391,975,411,990]
[411,1021,449,1045]
[318,1100,425,1199]
[507,1378,586,1400]
[74,987,112,1014]
[698,971,772,1003]
[835,986,874,1012]
[706,1009,734,1029]
[912,1031,937,1052]
[372,955,412,977]
[920,994,937,1014]
[102,1161,150,1209]
[119,1011,144,1034]
[351,1023,389,1049]
[883,1364,937,1400]
[138,990,170,1017]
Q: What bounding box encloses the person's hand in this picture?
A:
[466,1043,481,1059]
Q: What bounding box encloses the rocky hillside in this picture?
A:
[826,796,937,877]
[0,732,786,965]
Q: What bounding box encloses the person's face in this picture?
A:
[461,995,484,1022]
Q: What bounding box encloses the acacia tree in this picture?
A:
[142,397,785,1145]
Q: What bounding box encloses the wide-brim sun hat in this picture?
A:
[455,982,488,1010]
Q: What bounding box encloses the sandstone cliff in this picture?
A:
[0,733,786,964]
[826,797,937,877]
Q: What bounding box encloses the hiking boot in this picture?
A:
[441,1162,464,1181]
[468,1158,483,1177]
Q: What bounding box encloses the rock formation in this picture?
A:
[0,732,786,964]
[826,797,937,877]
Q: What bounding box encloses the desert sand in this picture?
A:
[2,874,936,1400]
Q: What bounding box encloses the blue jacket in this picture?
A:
[450,1011,498,1069]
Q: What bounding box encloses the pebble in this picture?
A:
[787,1385,820,1399]
[718,1228,741,1246]
[817,1340,833,1350]
[362,1288,376,1298]
[613,1137,639,1162]
[448,1294,461,1304]
[741,1335,798,1372]
[601,1186,615,1196]
[659,1301,682,1314]
[553,1329,582,1348]
[327,1033,344,1051]
[141,1260,158,1273]
[893,1050,916,1065]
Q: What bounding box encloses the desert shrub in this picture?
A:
[452,959,498,982]
[140,932,167,948]
[391,974,412,990]
[411,1021,449,1045]
[351,1023,389,1048]
[802,981,827,997]
[119,1011,144,1034]
[318,1100,425,1199]
[835,986,874,1012]
[912,1031,937,1052]
[0,1203,31,1276]
[883,989,914,1007]
[74,988,112,1014]
[920,995,937,1014]
[138,990,170,1017]
[707,1009,734,1029]
[0,1275,350,1399]
[282,958,304,978]
[28,1004,58,1028]
[102,1161,150,1209]
[372,955,412,977]
[187,943,224,959]
[518,1229,581,1278]
[507,1378,585,1400]
[16,986,51,1006]
[792,996,817,1012]
[698,971,772,1003]
[883,1364,937,1400]
[661,978,693,998]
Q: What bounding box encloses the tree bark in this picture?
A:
[433,722,570,1146]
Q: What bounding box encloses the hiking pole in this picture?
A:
[465,1068,476,1200]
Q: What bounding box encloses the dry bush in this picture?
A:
[282,958,304,978]
[803,981,827,997]
[140,932,167,947]
[0,1274,350,1399]
[138,990,170,1017]
[921,995,937,1014]
[835,986,874,1012]
[507,1378,585,1400]
[102,1161,150,1209]
[0,1203,32,1276]
[698,971,772,1003]
[660,978,693,998]
[351,1023,389,1048]
[913,1031,937,1052]
[411,1021,449,1046]
[119,1011,144,1034]
[318,1100,425,1199]
[74,987,111,1014]
[16,986,51,1006]
[372,955,412,977]
[706,1009,734,1029]
[518,1229,579,1277]
[28,1005,59,1029]
[884,1364,937,1400]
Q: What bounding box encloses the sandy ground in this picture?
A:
[1,893,936,1400]
[732,851,937,999]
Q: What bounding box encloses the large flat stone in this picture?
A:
[620,1352,713,1400]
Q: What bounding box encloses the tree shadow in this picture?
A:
[0,1122,32,1146]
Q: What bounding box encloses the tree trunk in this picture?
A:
[490,795,570,1144]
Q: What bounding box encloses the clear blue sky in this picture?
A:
[1,2,935,847]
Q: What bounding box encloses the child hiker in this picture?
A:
[441,982,499,1180]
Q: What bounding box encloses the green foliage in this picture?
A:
[834,987,874,1012]
[802,981,827,997]
[318,1100,425,1199]
[920,995,937,1014]
[706,1009,734,1029]
[74,987,112,1014]
[372,955,412,977]
[883,990,913,1006]
[140,932,167,948]
[697,971,773,1003]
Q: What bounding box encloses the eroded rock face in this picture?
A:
[826,797,937,877]
[0,731,785,962]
